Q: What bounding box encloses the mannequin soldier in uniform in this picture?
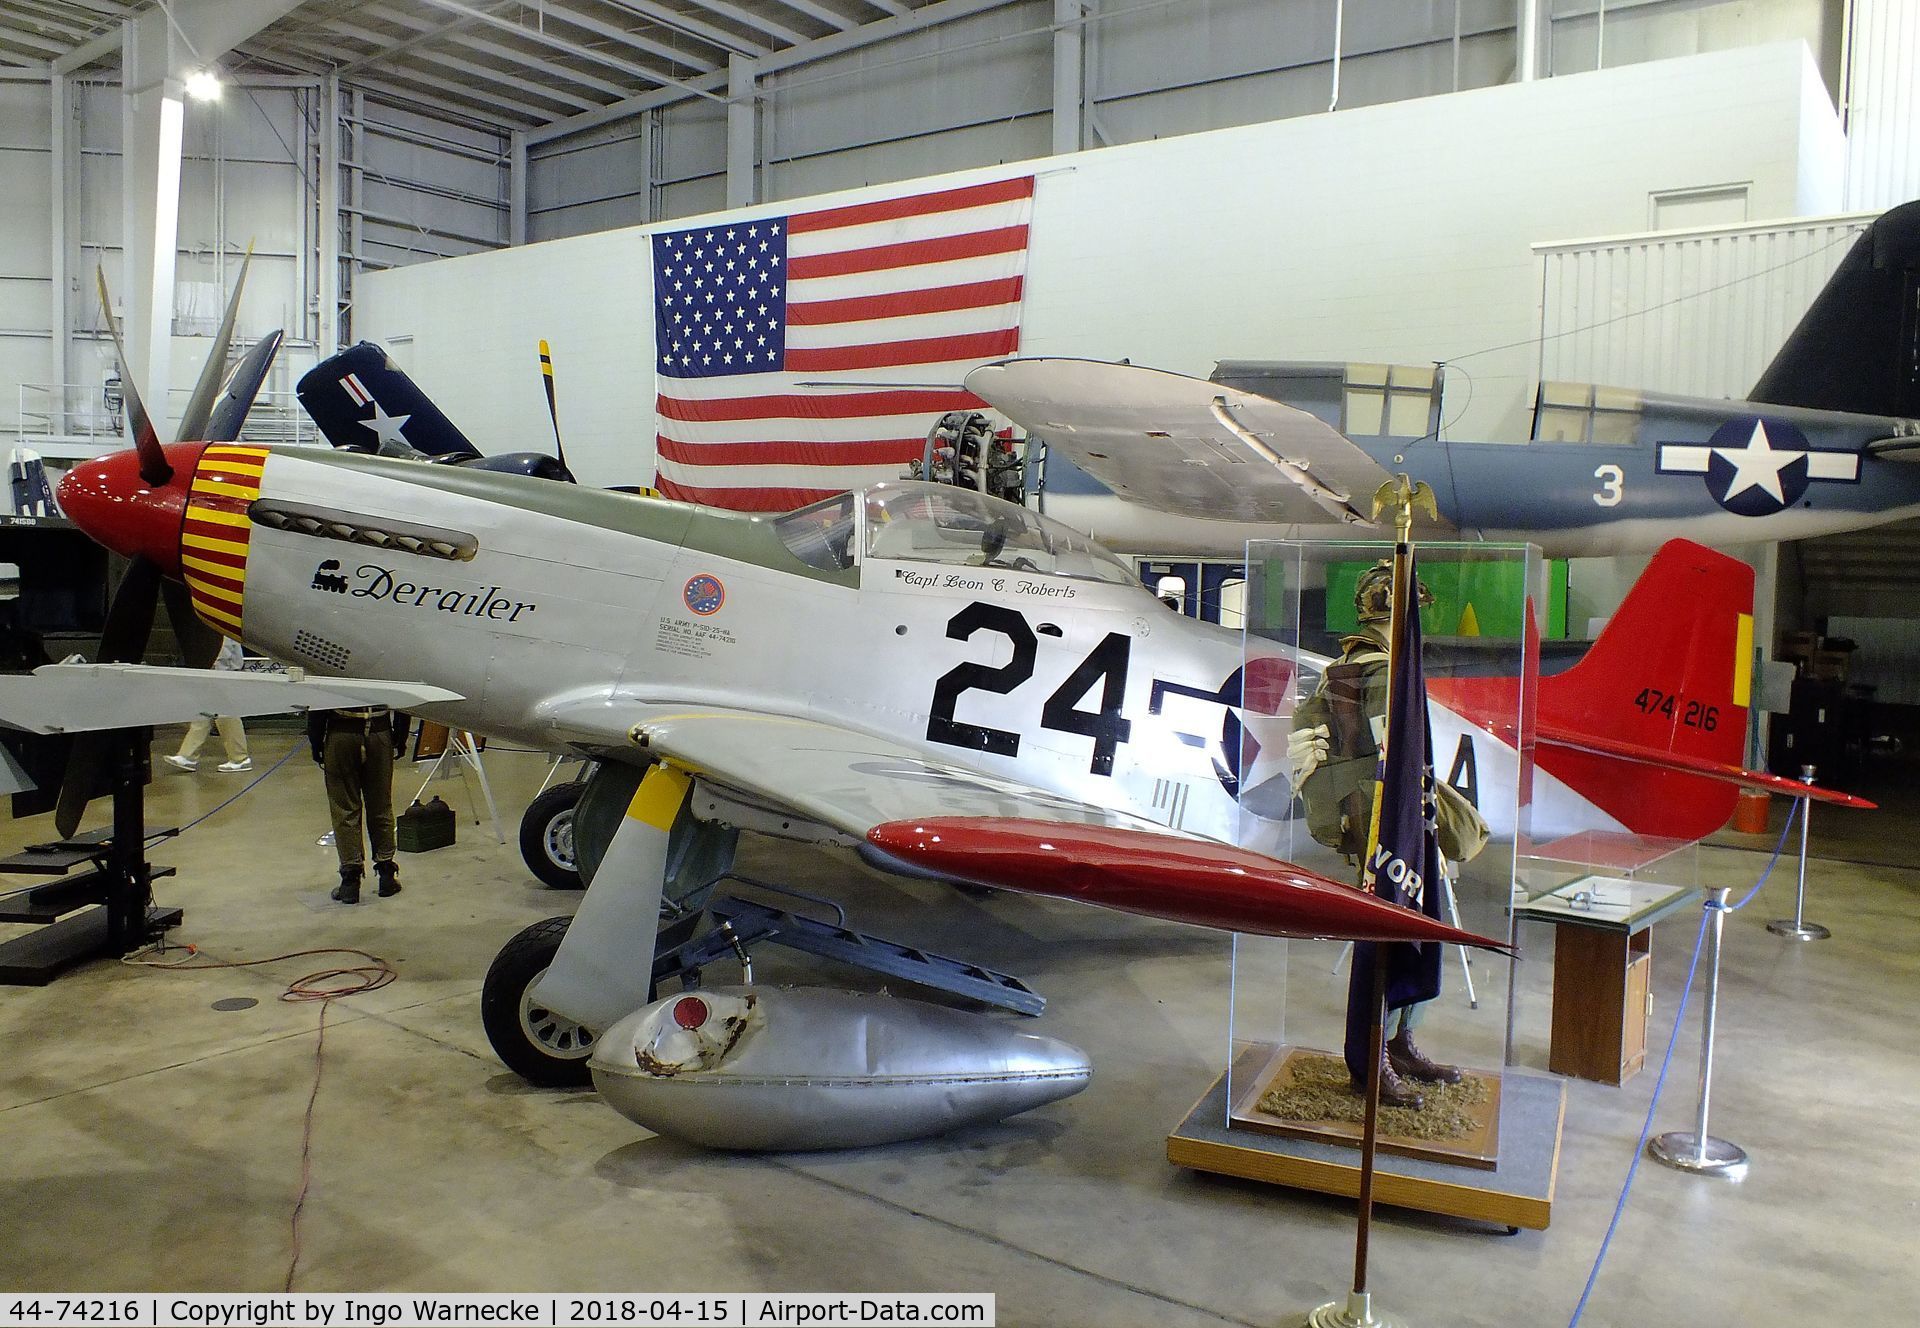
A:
[1290,561,1489,1108]
[309,706,410,903]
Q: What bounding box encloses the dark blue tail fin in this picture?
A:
[296,342,482,459]
[1750,201,1920,418]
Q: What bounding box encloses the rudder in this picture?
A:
[1537,540,1753,839]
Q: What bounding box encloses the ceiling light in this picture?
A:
[184,69,222,102]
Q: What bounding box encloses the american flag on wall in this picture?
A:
[650,175,1035,511]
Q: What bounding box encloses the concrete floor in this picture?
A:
[1,731,1915,1326]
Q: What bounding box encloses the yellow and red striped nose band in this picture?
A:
[179,444,267,637]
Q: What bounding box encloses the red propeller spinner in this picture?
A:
[57,442,208,579]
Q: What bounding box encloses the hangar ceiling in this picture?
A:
[0,0,998,131]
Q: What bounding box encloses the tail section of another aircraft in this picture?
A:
[297,342,484,459]
[297,342,575,482]
[1532,539,1751,841]
[1749,200,1920,419]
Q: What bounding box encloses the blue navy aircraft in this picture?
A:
[295,203,1920,558]
[972,200,1920,557]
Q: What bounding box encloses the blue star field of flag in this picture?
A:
[652,220,789,379]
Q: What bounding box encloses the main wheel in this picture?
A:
[520,782,585,889]
[481,916,596,1086]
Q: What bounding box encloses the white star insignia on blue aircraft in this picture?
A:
[1656,415,1860,516]
[359,400,412,448]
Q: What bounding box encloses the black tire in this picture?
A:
[481,916,596,1087]
[520,782,585,890]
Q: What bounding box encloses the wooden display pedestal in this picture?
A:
[1517,876,1698,1085]
[1168,1057,1566,1231]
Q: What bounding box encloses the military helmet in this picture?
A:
[1354,559,1434,623]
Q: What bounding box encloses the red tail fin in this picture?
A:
[1537,540,1752,839]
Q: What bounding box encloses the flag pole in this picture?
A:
[1308,474,1433,1328]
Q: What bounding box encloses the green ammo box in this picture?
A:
[398,796,456,852]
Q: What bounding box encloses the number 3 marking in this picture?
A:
[1594,463,1624,507]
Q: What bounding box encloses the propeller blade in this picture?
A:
[204,328,284,443]
[538,338,569,474]
[96,556,162,665]
[52,731,108,839]
[53,557,163,837]
[161,578,225,670]
[95,266,173,487]
[176,244,255,442]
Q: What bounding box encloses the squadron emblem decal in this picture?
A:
[683,573,726,616]
[1656,417,1860,517]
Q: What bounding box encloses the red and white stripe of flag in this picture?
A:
[655,175,1033,511]
[341,372,373,408]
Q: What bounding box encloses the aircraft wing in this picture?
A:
[546,699,1507,951]
[0,664,462,735]
[965,357,1435,530]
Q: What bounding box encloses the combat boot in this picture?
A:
[1388,1029,1463,1084]
[1350,1059,1424,1111]
[375,860,401,898]
[331,865,363,905]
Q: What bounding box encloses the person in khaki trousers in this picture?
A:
[164,637,252,772]
[308,707,410,903]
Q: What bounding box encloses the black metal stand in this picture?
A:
[0,727,180,985]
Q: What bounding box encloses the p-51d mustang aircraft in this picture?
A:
[36,393,1868,1084]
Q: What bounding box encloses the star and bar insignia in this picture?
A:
[1656,416,1860,517]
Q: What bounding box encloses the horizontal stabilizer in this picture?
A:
[0,664,462,735]
[868,816,1511,952]
[1537,724,1875,809]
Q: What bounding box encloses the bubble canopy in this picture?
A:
[859,481,1139,584]
[771,482,1140,585]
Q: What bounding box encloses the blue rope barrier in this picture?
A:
[1726,796,1799,913]
[151,740,304,843]
[1565,799,1803,1326]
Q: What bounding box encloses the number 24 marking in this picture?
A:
[927,602,1132,775]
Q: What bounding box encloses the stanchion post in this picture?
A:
[1649,886,1749,1179]
[1768,764,1830,941]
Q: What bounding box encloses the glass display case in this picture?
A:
[1223,539,1547,1162]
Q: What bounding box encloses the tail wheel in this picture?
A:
[520,782,585,889]
[481,916,596,1087]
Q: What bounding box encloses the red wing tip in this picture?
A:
[870,818,1514,955]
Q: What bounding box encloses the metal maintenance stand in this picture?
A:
[413,728,504,844]
[1649,886,1749,1180]
[1768,765,1830,942]
[0,728,181,984]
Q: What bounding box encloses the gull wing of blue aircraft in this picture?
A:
[971,200,1920,557]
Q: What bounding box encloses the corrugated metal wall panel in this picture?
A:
[1843,0,1920,211]
[1535,214,1878,398]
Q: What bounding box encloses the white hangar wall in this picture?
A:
[360,43,1844,491]
[1536,212,1877,401]
[526,0,1842,241]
